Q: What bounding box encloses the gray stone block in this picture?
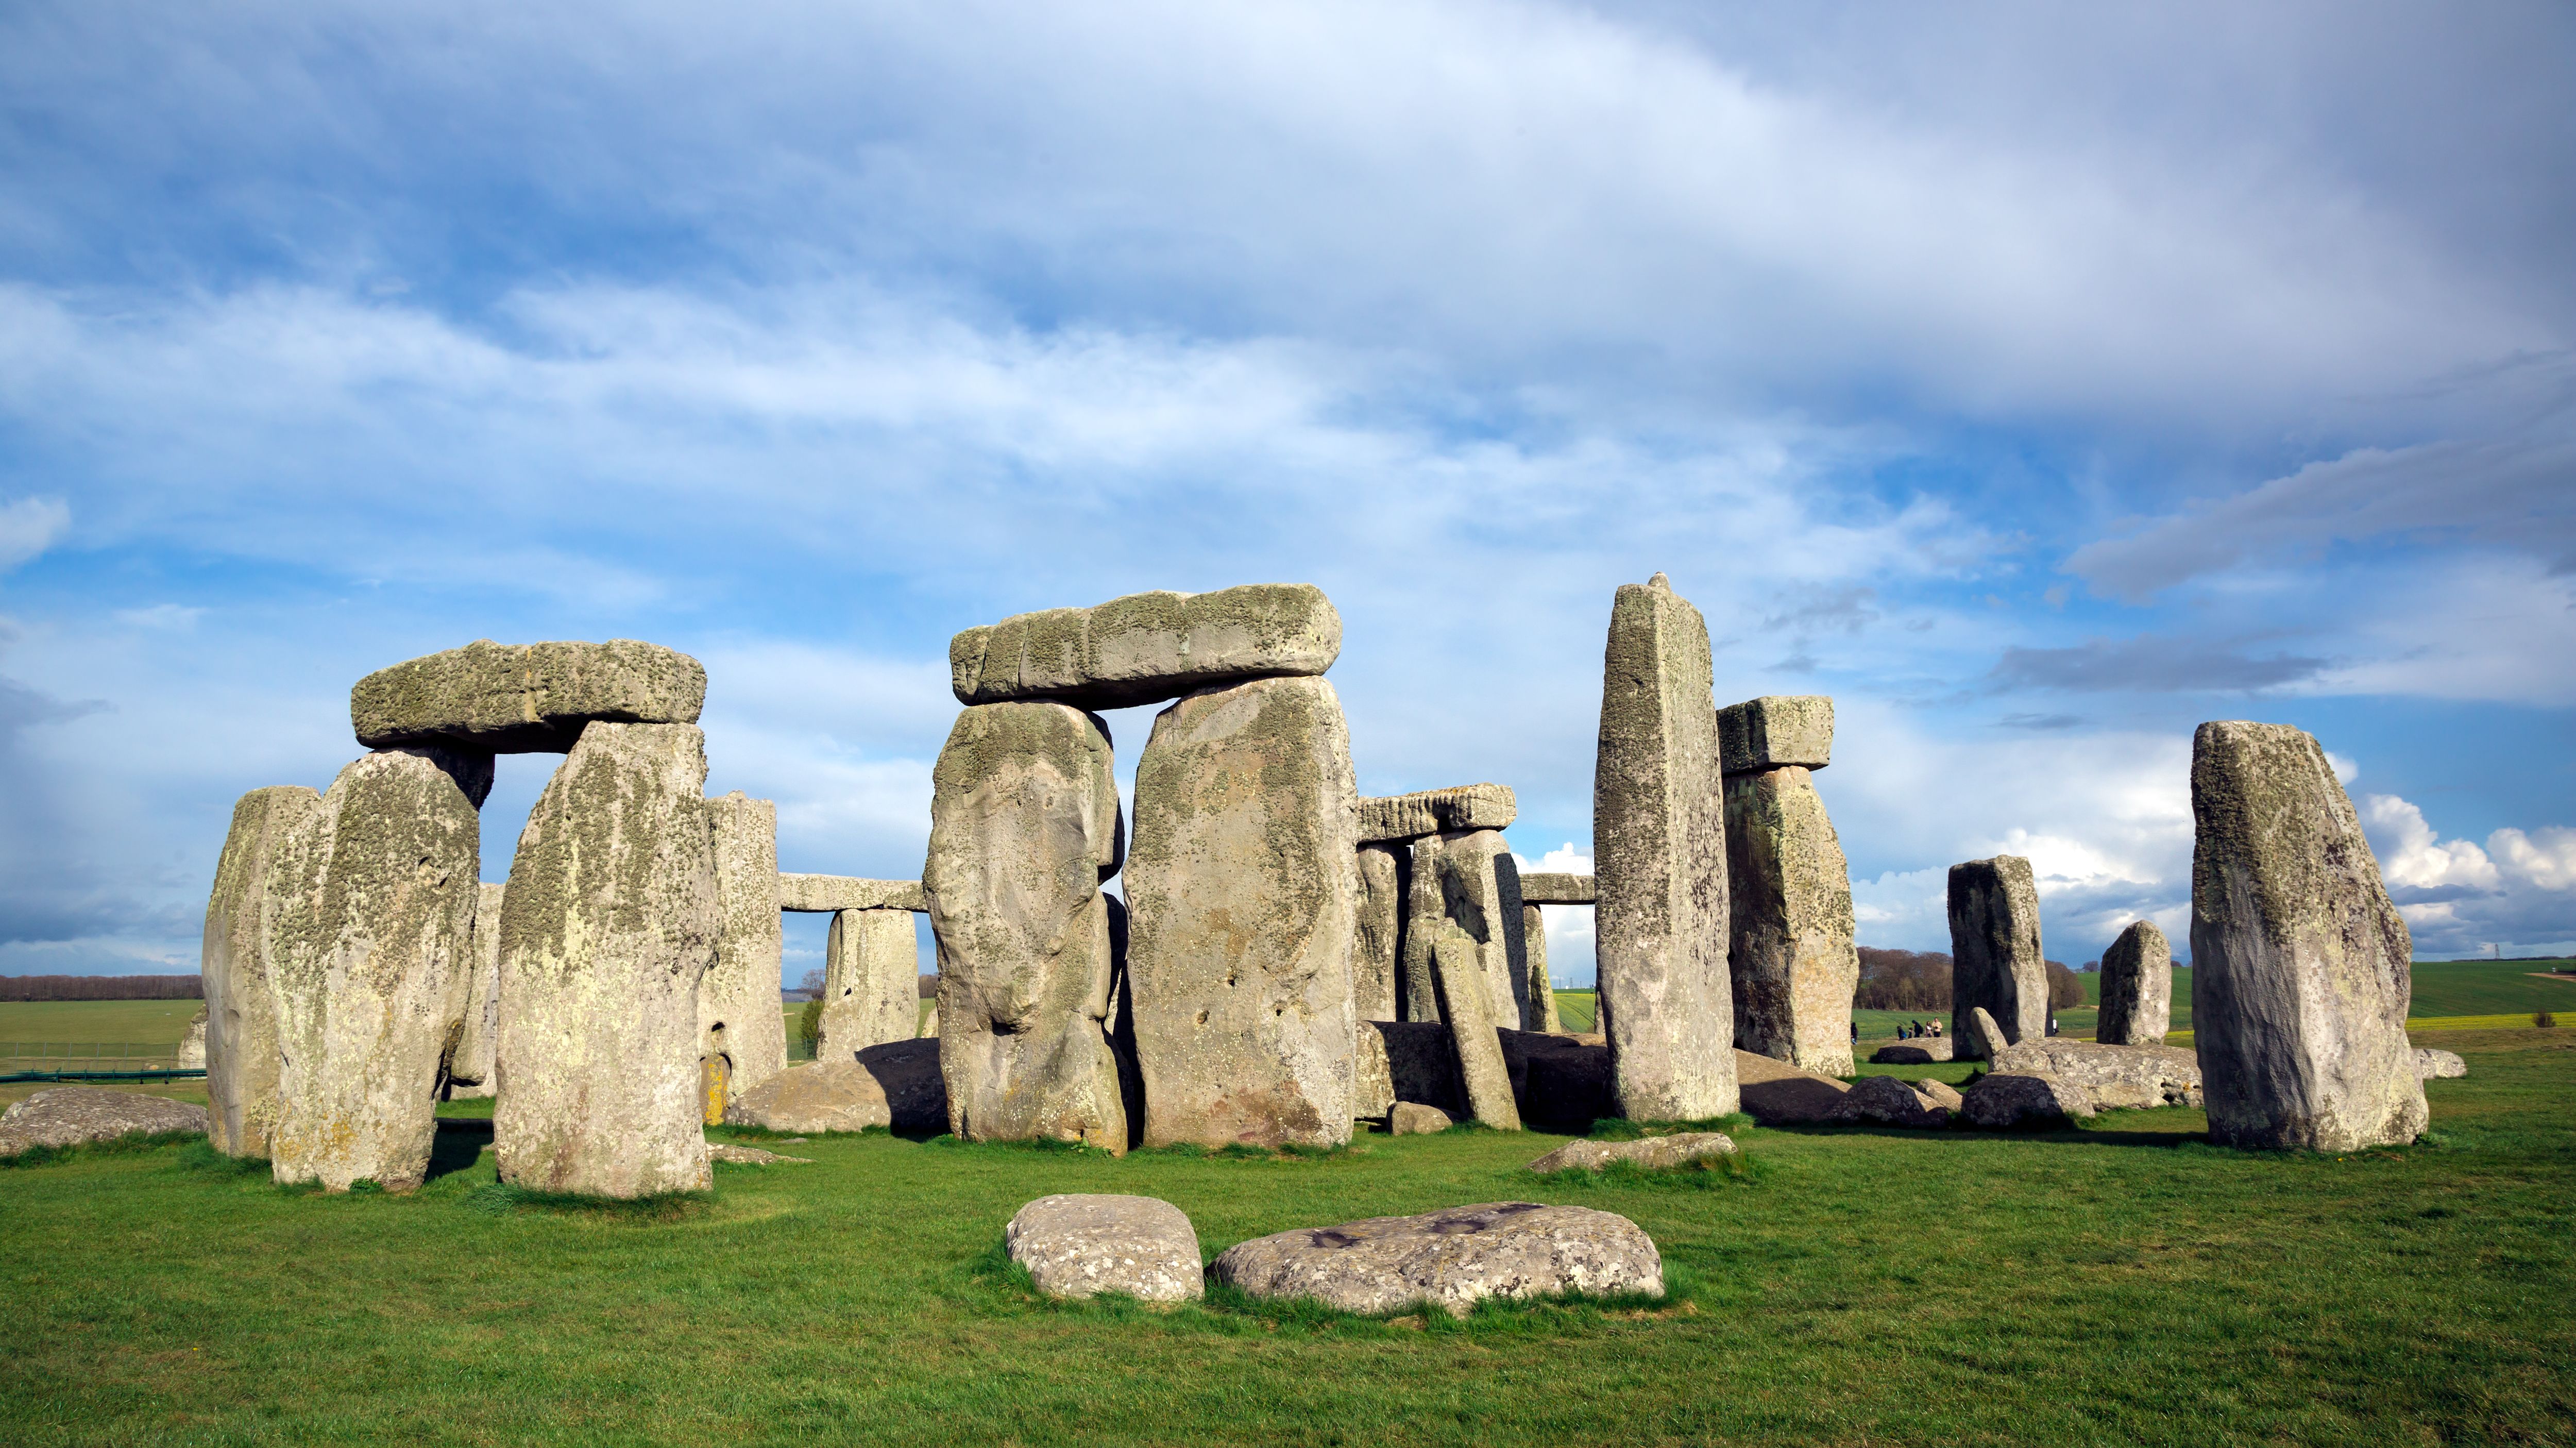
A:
[350,639,704,753]
[1716,695,1834,775]
[704,795,788,1106]
[820,908,920,1058]
[201,785,319,1158]
[1006,1193,1204,1302]
[1725,765,1858,1075]
[443,882,505,1095]
[1353,843,1406,1022]
[1210,1202,1663,1317]
[2096,918,2173,1046]
[1356,784,1516,843]
[1947,855,2046,1057]
[775,874,926,913]
[950,583,1341,711]
[1432,926,1519,1131]
[1517,873,1596,905]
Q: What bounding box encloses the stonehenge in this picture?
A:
[350,638,705,753]
[2096,918,2173,1047]
[819,907,921,1059]
[1947,855,2046,1058]
[443,882,506,1099]
[201,785,318,1157]
[2190,720,2426,1152]
[704,795,789,1114]
[1353,842,1408,1022]
[1719,695,1859,1076]
[778,874,926,913]
[951,583,1341,711]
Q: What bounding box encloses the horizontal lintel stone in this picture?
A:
[776,874,926,914]
[1356,784,1516,843]
[1717,695,1834,776]
[1516,872,1596,905]
[351,639,706,754]
[950,583,1341,711]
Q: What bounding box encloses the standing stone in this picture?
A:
[1948,855,2046,1058]
[1431,830,1531,1031]
[1723,763,1858,1075]
[819,908,920,1058]
[444,882,506,1098]
[1127,675,1359,1149]
[1593,574,1735,1121]
[2096,919,2173,1047]
[1432,927,1520,1130]
[1522,904,1563,1033]
[2190,720,2426,1151]
[925,701,1127,1152]
[201,786,319,1158]
[1353,842,1408,1021]
[265,748,489,1191]
[1398,835,1448,1024]
[178,1007,209,1070]
[703,794,788,1105]
[495,723,719,1198]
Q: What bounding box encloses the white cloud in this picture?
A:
[2360,792,2576,956]
[0,497,69,571]
[110,604,204,631]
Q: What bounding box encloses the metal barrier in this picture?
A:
[0,1043,205,1085]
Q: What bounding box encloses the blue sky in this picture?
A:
[3,1,2571,989]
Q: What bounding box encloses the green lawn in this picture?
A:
[4,1027,2570,1445]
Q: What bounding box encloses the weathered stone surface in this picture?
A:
[1522,904,1562,1033]
[0,1088,206,1155]
[722,1039,949,1135]
[2416,1048,2468,1080]
[1733,1049,1853,1125]
[1128,676,1359,1149]
[443,883,505,1098]
[1433,926,1520,1130]
[1356,1020,1466,1121]
[1353,843,1407,1021]
[1725,764,1858,1075]
[1990,1037,2201,1110]
[351,639,705,753]
[202,785,320,1157]
[1434,830,1531,1029]
[266,748,486,1192]
[1005,1194,1205,1302]
[1716,695,1834,776]
[1517,873,1596,905]
[1211,1202,1663,1318]
[1947,855,2046,1057]
[1871,1040,1953,1064]
[1910,1077,1964,1111]
[2097,919,2173,1046]
[820,907,921,1060]
[1398,835,1448,1024]
[178,1007,208,1070]
[1959,1072,2095,1130]
[1594,574,1736,1122]
[706,1142,812,1165]
[951,583,1342,711]
[926,702,1127,1152]
[1526,1132,1734,1174]
[776,874,926,914]
[704,795,788,1107]
[1828,1075,1949,1128]
[2191,721,2427,1152]
[494,722,719,1199]
[1357,784,1516,843]
[1390,1102,1453,1135]
[1962,1006,2009,1064]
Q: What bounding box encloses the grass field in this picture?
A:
[3,1026,2569,1445]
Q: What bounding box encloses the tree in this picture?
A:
[2044,959,2087,1010]
[1854,948,1951,1011]
[793,968,825,1001]
[795,998,822,1045]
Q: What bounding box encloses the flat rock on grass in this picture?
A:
[2416,1048,2468,1080]
[1211,1202,1663,1318]
[1909,1078,1964,1110]
[1005,1194,1205,1302]
[1526,1132,1735,1174]
[1,1088,206,1155]
[1871,1040,1952,1064]
[722,1039,948,1135]
[1990,1038,2200,1110]
[1733,1049,1850,1125]
[1827,1075,1950,1128]
[1959,1073,2096,1130]
[706,1143,812,1165]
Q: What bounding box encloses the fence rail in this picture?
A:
[1,1045,205,1085]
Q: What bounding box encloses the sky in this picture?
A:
[2,0,2570,991]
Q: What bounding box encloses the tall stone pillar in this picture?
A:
[1128,676,1359,1149]
[444,882,506,1099]
[820,907,920,1057]
[925,701,1128,1152]
[704,794,788,1103]
[266,748,489,1191]
[201,785,321,1157]
[1398,835,1447,1024]
[495,722,719,1198]
[2190,720,2426,1151]
[1522,904,1562,1033]
[2096,919,2173,1046]
[1719,695,1857,1075]
[1947,855,2046,1057]
[1353,842,1407,1021]
[1431,925,1519,1130]
[1592,573,1735,1121]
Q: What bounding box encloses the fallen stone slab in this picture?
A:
[2096,918,2174,1046]
[1357,784,1516,844]
[706,1142,812,1165]
[0,1088,206,1155]
[1526,1131,1735,1174]
[1517,873,1596,905]
[1990,1037,2201,1110]
[1959,1072,2096,1130]
[1827,1076,1949,1128]
[952,583,1342,711]
[723,1038,949,1136]
[1733,1049,1851,1125]
[2416,1048,2468,1080]
[1390,1103,1453,1135]
[350,639,705,753]
[201,784,321,1158]
[1716,695,1834,776]
[777,874,926,913]
[1871,1040,1953,1064]
[1909,1078,1965,1111]
[1006,1194,1205,1302]
[1210,1202,1664,1318]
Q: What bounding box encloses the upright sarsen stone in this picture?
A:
[494,723,719,1198]
[265,748,489,1191]
[703,794,788,1105]
[1522,904,1562,1033]
[1428,830,1531,1032]
[1127,676,1359,1148]
[1724,765,1859,1075]
[1354,843,1408,1021]
[444,882,506,1098]
[925,702,1127,1152]
[1947,855,2046,1059]
[1592,574,1735,1120]
[2190,721,2426,1151]
[820,908,920,1058]
[2096,919,2173,1047]
[201,786,320,1157]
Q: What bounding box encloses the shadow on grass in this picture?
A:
[1537,1149,1768,1192]
[425,1118,492,1184]
[2,1129,204,1170]
[1582,1113,1755,1141]
[461,1181,715,1222]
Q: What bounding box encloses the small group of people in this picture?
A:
[1893,1018,1943,1040]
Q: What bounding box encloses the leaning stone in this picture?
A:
[1389,1102,1453,1136]
[1357,784,1516,844]
[722,1039,947,1135]
[494,723,719,1199]
[1962,1006,2010,1065]
[820,909,922,1059]
[926,702,1128,1152]
[1990,1037,2201,1110]
[177,1007,208,1070]
[1353,843,1407,1021]
[1127,676,1360,1149]
[1006,1194,1206,1303]
[1716,695,1834,775]
[201,785,320,1158]
[1427,829,1531,1030]
[1733,1049,1852,1125]
[952,583,1342,711]
[0,1088,207,1155]
[776,874,926,913]
[350,639,705,753]
[266,748,487,1192]
[1959,1072,2095,1130]
[704,795,788,1108]
[2190,721,2428,1152]
[1828,1076,1948,1128]
[2415,1048,2467,1080]
[1526,1132,1735,1174]
[1522,904,1562,1033]
[1433,926,1520,1131]
[706,1142,812,1165]
[1871,1040,1953,1065]
[1725,763,1858,1075]
[1211,1202,1663,1318]
[2096,919,2173,1046]
[443,882,506,1098]
[1593,574,1736,1121]
[1947,855,2047,1056]
[1517,873,1596,905]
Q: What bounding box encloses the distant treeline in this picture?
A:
[1854,949,2086,1013]
[1,974,203,1001]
